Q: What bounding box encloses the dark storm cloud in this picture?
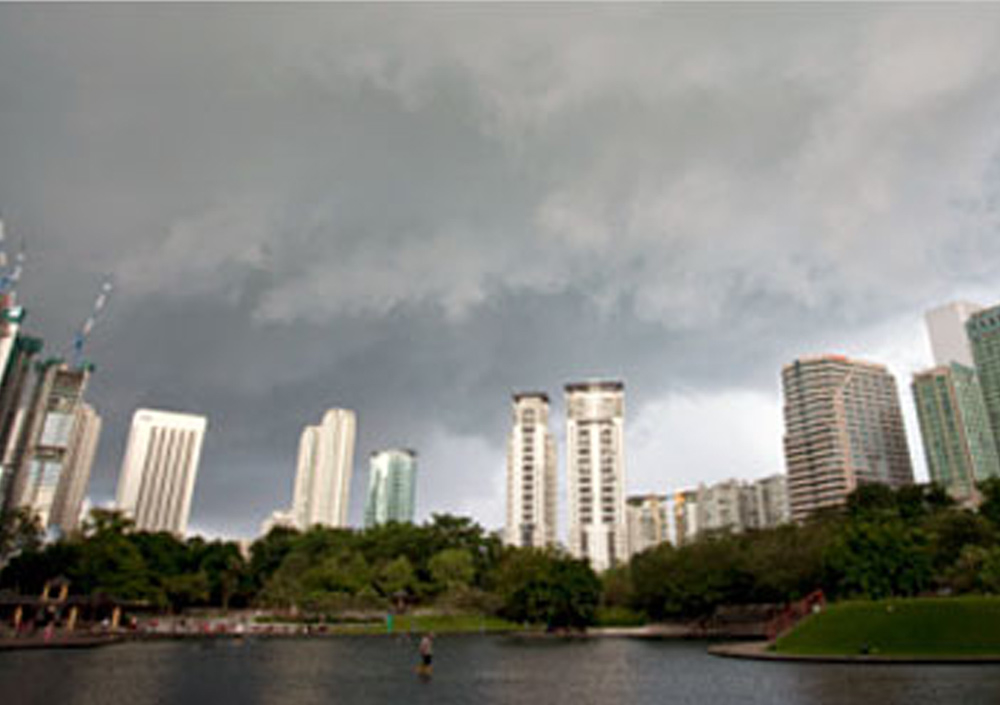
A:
[2,4,1000,536]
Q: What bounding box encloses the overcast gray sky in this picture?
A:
[2,4,1000,539]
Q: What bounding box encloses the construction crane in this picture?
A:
[71,278,114,369]
[0,218,26,296]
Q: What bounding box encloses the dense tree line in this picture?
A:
[619,481,1000,620]
[5,482,1000,628]
[0,510,599,628]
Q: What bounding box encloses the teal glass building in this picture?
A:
[364,448,417,527]
[913,363,1000,501]
[968,305,1000,458]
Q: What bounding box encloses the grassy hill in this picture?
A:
[774,597,1000,656]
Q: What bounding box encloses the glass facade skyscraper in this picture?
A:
[913,363,1000,501]
[365,448,417,527]
[968,306,1000,459]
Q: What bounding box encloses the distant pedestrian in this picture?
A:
[417,633,434,678]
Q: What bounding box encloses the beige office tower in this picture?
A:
[505,393,557,548]
[626,494,669,555]
[782,355,914,522]
[566,381,626,571]
[116,409,207,535]
[291,409,356,529]
[7,364,101,534]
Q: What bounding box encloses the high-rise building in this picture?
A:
[364,448,417,528]
[505,392,557,548]
[566,380,626,572]
[291,409,356,529]
[968,305,1000,458]
[782,355,914,522]
[696,479,747,533]
[0,333,41,509]
[116,409,207,535]
[926,301,983,368]
[673,488,700,547]
[48,403,101,533]
[4,363,100,534]
[673,475,790,545]
[626,494,669,555]
[913,363,1000,501]
[749,474,791,529]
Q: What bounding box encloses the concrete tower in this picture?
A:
[291,409,356,529]
[625,494,669,556]
[505,393,557,549]
[926,301,983,368]
[566,380,626,571]
[116,409,207,535]
[782,355,913,521]
[5,363,100,534]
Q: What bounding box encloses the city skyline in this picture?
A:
[4,5,1000,537]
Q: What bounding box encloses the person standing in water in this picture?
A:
[418,633,434,677]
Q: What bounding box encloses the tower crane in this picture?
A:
[71,278,114,369]
[0,218,26,296]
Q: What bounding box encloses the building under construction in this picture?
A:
[0,220,107,536]
[3,360,101,534]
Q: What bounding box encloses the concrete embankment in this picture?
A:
[709,640,1000,664]
[0,634,124,651]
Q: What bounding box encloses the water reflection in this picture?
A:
[2,637,1000,705]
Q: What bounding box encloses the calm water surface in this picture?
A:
[2,636,1000,705]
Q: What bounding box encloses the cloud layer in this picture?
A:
[2,5,1000,536]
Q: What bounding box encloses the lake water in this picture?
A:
[3,636,1000,705]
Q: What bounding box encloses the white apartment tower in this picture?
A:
[626,494,670,555]
[926,301,983,367]
[566,381,627,571]
[505,393,557,548]
[291,409,356,529]
[116,409,207,535]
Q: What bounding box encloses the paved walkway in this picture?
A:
[709,640,1000,664]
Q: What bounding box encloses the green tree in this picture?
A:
[375,556,415,596]
[496,549,601,629]
[303,550,372,595]
[163,572,211,610]
[429,548,475,590]
[0,507,43,568]
[249,526,300,588]
[824,519,932,599]
[979,478,1000,528]
[72,529,153,599]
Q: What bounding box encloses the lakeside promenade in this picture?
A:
[709,640,1000,664]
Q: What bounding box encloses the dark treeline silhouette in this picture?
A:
[4,482,1000,628]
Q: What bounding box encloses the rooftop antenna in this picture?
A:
[71,278,114,369]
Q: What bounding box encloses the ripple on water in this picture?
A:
[2,637,1000,705]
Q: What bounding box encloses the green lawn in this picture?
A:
[274,614,523,636]
[774,596,1000,656]
[380,614,521,635]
